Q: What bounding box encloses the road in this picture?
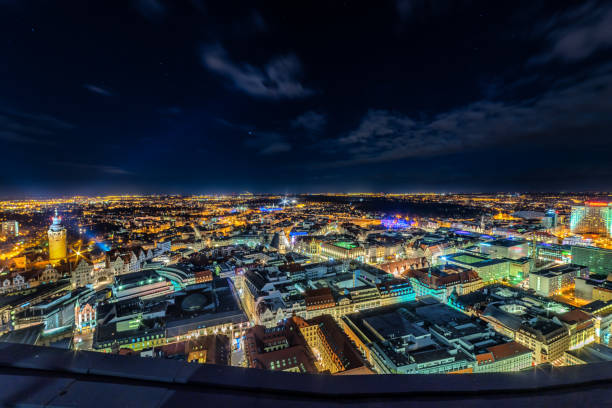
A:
[73,331,94,351]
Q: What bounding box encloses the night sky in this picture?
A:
[1,0,612,196]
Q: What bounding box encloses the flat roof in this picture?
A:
[333,241,358,250]
[566,344,612,364]
[487,239,527,248]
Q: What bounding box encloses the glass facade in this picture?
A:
[571,246,612,275]
[570,203,612,237]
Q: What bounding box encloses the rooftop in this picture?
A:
[333,241,358,250]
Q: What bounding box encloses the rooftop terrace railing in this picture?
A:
[0,342,611,407]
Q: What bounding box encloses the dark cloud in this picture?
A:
[201,44,313,99]
[0,130,44,144]
[132,0,166,22]
[2,1,612,193]
[244,131,292,155]
[530,1,612,64]
[291,111,327,133]
[158,106,182,115]
[396,0,461,23]
[84,84,113,96]
[51,161,134,175]
[0,109,73,145]
[250,10,268,32]
[323,64,612,167]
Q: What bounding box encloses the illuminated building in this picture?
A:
[575,275,612,301]
[557,310,595,350]
[293,315,372,374]
[112,270,174,302]
[94,315,166,353]
[304,287,336,311]
[376,279,416,304]
[75,299,97,333]
[480,239,528,260]
[564,343,612,365]
[442,252,510,283]
[405,266,484,303]
[340,300,516,374]
[473,341,532,373]
[515,318,569,365]
[72,259,95,288]
[593,285,612,302]
[47,209,67,263]
[571,245,612,276]
[529,264,588,297]
[536,243,572,263]
[570,202,612,237]
[12,285,95,335]
[244,318,318,373]
[157,335,230,365]
[581,300,612,343]
[320,241,365,261]
[269,231,290,254]
[1,221,19,236]
[543,209,558,229]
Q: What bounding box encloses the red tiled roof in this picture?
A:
[558,309,592,325]
[486,341,531,361]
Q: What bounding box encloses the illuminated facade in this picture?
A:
[294,315,371,374]
[536,243,572,263]
[1,221,18,236]
[571,245,612,276]
[515,319,569,365]
[320,241,365,261]
[75,300,96,333]
[558,310,595,351]
[570,202,612,237]
[443,253,510,283]
[405,266,484,303]
[529,264,588,297]
[480,239,528,260]
[48,209,67,262]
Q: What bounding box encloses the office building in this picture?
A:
[443,252,510,283]
[571,245,612,276]
[570,202,612,237]
[529,264,588,297]
[341,299,521,374]
[536,243,572,263]
[515,318,569,365]
[480,238,528,260]
[542,209,558,229]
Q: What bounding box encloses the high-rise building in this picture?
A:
[570,202,612,237]
[1,221,19,236]
[571,245,612,276]
[529,264,589,297]
[48,209,67,262]
[542,209,558,229]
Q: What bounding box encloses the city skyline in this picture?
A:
[3,2,612,404]
[2,1,612,195]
